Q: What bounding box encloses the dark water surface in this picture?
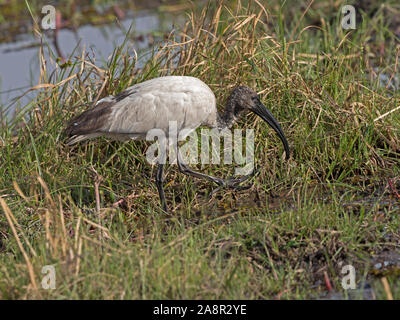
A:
[0,6,184,118]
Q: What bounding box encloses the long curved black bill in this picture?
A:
[251,100,290,160]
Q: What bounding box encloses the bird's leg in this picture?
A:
[225,166,258,188]
[210,167,258,195]
[176,145,257,192]
[176,146,225,186]
[176,145,255,187]
[155,163,168,212]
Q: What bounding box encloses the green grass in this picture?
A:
[1,0,400,299]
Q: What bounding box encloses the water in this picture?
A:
[0,8,184,118]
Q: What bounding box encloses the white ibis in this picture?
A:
[64,76,290,211]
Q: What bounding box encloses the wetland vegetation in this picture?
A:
[0,0,400,299]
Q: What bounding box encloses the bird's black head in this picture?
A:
[229,86,259,117]
[229,85,290,159]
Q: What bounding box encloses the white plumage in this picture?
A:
[67,76,218,144]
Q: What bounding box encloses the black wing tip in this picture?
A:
[62,99,114,141]
[63,115,81,138]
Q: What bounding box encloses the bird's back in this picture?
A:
[65,76,217,144]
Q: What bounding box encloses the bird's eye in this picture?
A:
[251,96,258,102]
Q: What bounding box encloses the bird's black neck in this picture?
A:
[216,95,237,130]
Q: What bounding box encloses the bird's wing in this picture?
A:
[64,96,116,137]
[106,90,210,135]
[65,76,217,141]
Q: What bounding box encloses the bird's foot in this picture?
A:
[225,167,258,188]
[211,177,226,187]
[210,167,258,195]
